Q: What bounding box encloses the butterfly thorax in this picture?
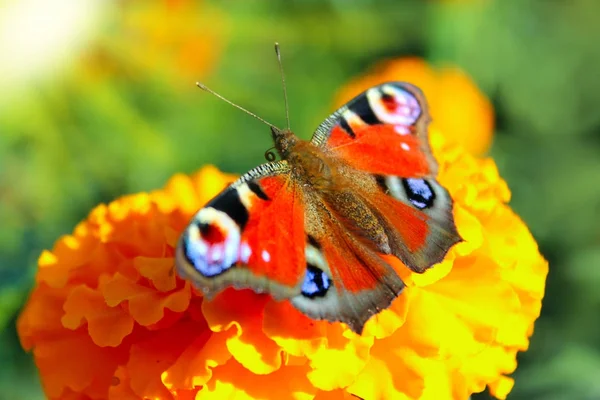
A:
[272,127,337,190]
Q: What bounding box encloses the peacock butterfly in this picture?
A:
[176,45,461,334]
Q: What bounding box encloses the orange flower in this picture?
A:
[335,57,494,155]
[18,128,547,399]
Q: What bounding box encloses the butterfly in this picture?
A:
[176,56,461,334]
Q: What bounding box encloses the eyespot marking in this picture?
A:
[402,178,435,209]
[183,231,233,277]
[301,264,332,298]
[181,207,241,278]
[367,84,422,127]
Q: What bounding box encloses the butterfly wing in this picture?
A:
[312,81,437,176]
[311,82,461,273]
[176,161,307,299]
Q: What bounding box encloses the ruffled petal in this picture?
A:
[263,300,328,357]
[199,359,315,400]
[108,366,140,400]
[202,288,284,374]
[126,320,207,399]
[62,285,134,347]
[162,328,232,391]
[305,326,374,391]
[33,331,125,398]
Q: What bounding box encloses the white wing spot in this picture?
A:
[261,249,271,262]
[240,242,252,263]
[401,143,410,151]
[394,125,410,135]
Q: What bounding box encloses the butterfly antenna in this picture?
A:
[195,82,280,131]
[274,42,291,131]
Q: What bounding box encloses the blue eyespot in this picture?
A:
[402,178,435,209]
[182,229,234,277]
[301,265,331,298]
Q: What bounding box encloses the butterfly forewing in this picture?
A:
[313,82,437,176]
[176,161,307,299]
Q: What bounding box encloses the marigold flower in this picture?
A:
[18,131,547,399]
[335,57,494,155]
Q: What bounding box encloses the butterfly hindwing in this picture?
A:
[292,223,405,334]
[176,161,307,299]
[370,175,460,271]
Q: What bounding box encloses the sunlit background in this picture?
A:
[1,0,599,399]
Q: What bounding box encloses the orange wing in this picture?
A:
[176,161,306,299]
[312,82,437,177]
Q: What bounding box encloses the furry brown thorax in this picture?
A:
[272,127,337,191]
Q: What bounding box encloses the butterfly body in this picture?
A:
[177,82,461,333]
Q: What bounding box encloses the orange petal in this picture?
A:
[17,284,69,350]
[62,285,134,347]
[33,331,125,399]
[126,320,207,399]
[199,359,315,400]
[100,272,191,326]
[202,288,284,374]
[108,366,139,400]
[134,256,177,292]
[162,329,232,391]
[263,299,327,357]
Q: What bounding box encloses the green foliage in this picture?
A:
[1,0,598,397]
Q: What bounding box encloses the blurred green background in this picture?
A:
[1,0,599,399]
